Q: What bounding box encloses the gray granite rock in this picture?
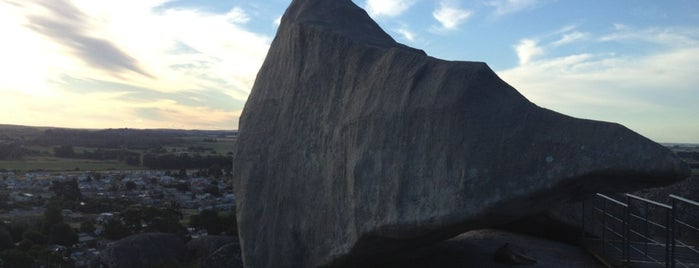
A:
[187,235,243,267]
[99,233,186,268]
[377,229,602,268]
[232,0,690,267]
[186,235,239,258]
[199,242,244,268]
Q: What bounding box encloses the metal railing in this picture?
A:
[582,193,699,267]
[670,195,699,268]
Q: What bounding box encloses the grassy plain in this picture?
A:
[166,137,236,155]
[0,125,237,172]
[0,157,140,172]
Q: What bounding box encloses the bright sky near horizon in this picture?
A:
[1,0,698,143]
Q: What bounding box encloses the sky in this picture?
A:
[1,0,698,143]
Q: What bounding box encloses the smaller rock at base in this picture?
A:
[493,243,537,265]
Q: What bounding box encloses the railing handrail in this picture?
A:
[670,194,699,207]
[597,193,628,207]
[626,193,673,209]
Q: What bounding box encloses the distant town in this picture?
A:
[0,169,236,267]
[0,125,237,267]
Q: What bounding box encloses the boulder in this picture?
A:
[375,229,600,268]
[232,0,690,267]
[186,235,239,258]
[199,242,244,268]
[99,233,186,268]
[187,235,243,267]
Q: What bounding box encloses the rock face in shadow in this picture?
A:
[99,233,186,268]
[377,229,601,268]
[232,0,691,267]
[187,235,243,267]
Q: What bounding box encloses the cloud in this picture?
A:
[514,39,544,65]
[599,27,699,48]
[365,0,416,17]
[488,0,542,16]
[0,0,272,129]
[498,26,699,142]
[274,15,282,26]
[552,31,588,46]
[396,28,416,42]
[225,6,250,24]
[432,1,473,30]
[20,0,152,78]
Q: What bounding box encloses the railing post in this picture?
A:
[602,198,607,255]
[665,207,672,268]
[581,200,585,238]
[645,202,649,257]
[670,198,676,268]
[624,194,630,265]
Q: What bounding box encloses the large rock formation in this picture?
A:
[232,0,690,267]
[99,233,186,268]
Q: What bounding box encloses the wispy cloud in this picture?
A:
[365,0,417,17]
[488,0,543,16]
[20,0,152,78]
[552,31,588,46]
[599,26,699,48]
[499,26,699,142]
[432,1,473,31]
[0,0,271,129]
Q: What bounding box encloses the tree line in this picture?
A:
[142,153,232,173]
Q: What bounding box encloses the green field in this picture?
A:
[1,125,237,172]
[0,157,142,172]
[166,137,236,155]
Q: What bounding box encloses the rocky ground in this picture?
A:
[102,229,602,267]
[368,229,603,268]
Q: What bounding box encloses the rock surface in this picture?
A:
[99,233,186,268]
[186,235,239,258]
[232,0,690,267]
[199,241,244,268]
[378,229,603,268]
[187,235,243,267]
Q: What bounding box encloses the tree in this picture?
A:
[49,179,82,202]
[121,206,143,233]
[15,239,33,251]
[208,164,223,178]
[102,218,128,240]
[0,228,13,251]
[53,145,75,158]
[190,209,224,235]
[203,184,220,197]
[174,181,190,192]
[41,206,63,234]
[48,223,77,246]
[147,217,187,239]
[0,249,33,268]
[8,223,26,244]
[189,214,201,230]
[79,220,95,234]
[221,212,238,236]
[125,181,137,191]
[22,230,47,245]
